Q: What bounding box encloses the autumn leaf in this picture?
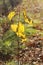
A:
[8,11,16,21]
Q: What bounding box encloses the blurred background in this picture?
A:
[0,0,43,65]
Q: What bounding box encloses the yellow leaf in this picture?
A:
[11,22,24,33]
[29,19,33,26]
[18,22,24,33]
[29,20,33,24]
[11,22,27,42]
[24,17,30,24]
[23,9,33,25]
[8,11,16,21]
[21,38,27,43]
[16,32,25,38]
[11,24,17,32]
[16,32,22,37]
[23,9,30,24]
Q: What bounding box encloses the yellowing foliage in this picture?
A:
[23,9,33,26]
[11,22,24,33]
[16,32,25,38]
[11,22,27,42]
[10,9,34,43]
[8,11,16,21]
[17,22,24,33]
[11,24,17,32]
[24,16,30,24]
[21,38,27,43]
